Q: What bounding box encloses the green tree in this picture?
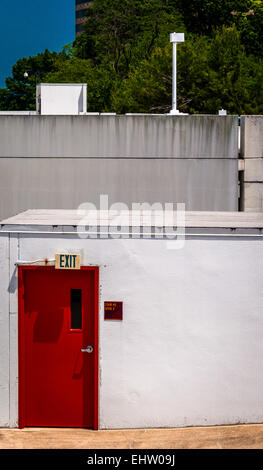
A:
[1,2,263,115]
[74,0,184,75]
[200,26,262,114]
[231,1,263,57]
[175,0,263,58]
[111,26,263,115]
[45,55,115,112]
[111,35,210,113]
[0,49,67,110]
[175,0,250,34]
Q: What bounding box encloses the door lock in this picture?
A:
[81,345,93,353]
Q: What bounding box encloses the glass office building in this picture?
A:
[75,0,92,36]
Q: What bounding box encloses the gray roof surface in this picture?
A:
[1,209,263,229]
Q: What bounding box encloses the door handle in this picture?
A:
[81,345,93,353]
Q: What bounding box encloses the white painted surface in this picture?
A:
[170,32,185,43]
[9,235,19,427]
[170,33,185,114]
[0,218,263,428]
[2,209,263,229]
[0,111,37,115]
[0,234,10,426]
[36,84,87,115]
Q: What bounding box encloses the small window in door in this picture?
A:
[70,289,82,329]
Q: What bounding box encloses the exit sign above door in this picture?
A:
[55,253,81,270]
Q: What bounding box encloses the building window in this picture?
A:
[70,289,82,330]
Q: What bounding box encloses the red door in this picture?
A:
[18,266,99,428]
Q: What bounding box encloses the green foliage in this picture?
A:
[175,0,263,58]
[1,0,263,114]
[197,26,263,114]
[111,26,263,115]
[0,49,66,110]
[111,44,174,113]
[45,57,114,112]
[175,0,251,34]
[74,0,184,75]
[231,1,263,56]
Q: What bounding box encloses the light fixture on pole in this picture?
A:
[169,32,187,115]
[24,69,32,79]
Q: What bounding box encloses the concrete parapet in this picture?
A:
[0,115,238,159]
[240,116,263,211]
[0,114,238,218]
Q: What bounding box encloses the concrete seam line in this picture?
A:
[1,231,263,237]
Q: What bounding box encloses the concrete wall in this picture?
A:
[2,233,263,429]
[0,115,238,219]
[240,116,263,211]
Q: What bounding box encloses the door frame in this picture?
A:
[18,265,99,429]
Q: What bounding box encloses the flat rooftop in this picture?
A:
[1,209,263,231]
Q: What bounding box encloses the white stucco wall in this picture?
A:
[0,234,10,426]
[1,233,263,428]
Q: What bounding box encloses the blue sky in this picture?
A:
[0,0,75,87]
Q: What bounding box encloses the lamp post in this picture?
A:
[169,32,186,115]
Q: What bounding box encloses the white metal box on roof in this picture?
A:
[36,83,87,115]
[1,210,263,429]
